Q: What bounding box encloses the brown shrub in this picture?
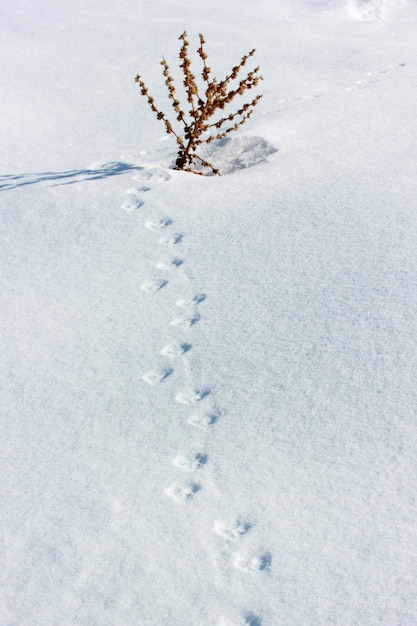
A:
[135,32,263,175]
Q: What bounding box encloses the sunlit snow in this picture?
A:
[1,0,416,624]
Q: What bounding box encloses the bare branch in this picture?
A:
[134,33,263,175]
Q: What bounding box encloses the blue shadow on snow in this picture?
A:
[0,161,142,191]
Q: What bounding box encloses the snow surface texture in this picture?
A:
[344,0,408,21]
[1,0,417,624]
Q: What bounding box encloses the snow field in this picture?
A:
[1,0,417,624]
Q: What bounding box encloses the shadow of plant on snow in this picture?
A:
[0,161,143,191]
[1,136,277,192]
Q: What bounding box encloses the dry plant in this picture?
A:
[134,32,263,175]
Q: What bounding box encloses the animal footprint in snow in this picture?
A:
[173,453,208,471]
[145,216,173,232]
[158,233,183,245]
[175,388,210,405]
[188,410,219,429]
[132,168,171,183]
[161,342,192,357]
[243,613,263,626]
[121,198,144,213]
[171,312,200,328]
[233,551,271,573]
[141,278,168,293]
[164,481,201,502]
[214,519,252,541]
[175,293,206,308]
[142,367,172,385]
[126,185,150,194]
[156,257,184,270]
[217,615,262,626]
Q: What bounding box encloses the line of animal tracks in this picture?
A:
[121,168,269,626]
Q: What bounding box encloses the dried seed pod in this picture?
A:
[134,33,263,175]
